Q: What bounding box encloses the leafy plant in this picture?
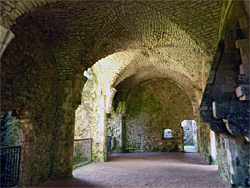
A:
[0,112,23,147]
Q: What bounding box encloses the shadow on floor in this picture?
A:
[35,177,97,187]
[36,153,228,188]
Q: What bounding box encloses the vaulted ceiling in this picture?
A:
[1,0,226,98]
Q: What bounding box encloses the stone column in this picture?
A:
[95,95,107,162]
[0,25,15,59]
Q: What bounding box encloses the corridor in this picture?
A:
[1,1,249,187]
[37,153,229,188]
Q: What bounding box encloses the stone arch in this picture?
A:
[2,1,245,187]
[1,0,223,70]
[75,44,203,160]
[117,78,195,153]
[0,0,57,28]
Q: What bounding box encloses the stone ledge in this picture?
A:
[213,100,250,141]
[213,101,250,119]
[235,39,249,49]
[200,109,230,134]
[224,115,249,136]
[236,85,250,99]
[208,119,230,134]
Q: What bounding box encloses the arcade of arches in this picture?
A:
[0,0,249,187]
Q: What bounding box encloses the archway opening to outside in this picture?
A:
[181,120,198,153]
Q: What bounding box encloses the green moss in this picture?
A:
[128,92,162,115]
[73,161,91,170]
[125,79,193,153]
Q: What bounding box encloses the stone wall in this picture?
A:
[198,121,212,163]
[199,2,250,186]
[215,134,250,187]
[1,16,59,186]
[107,101,126,153]
[1,1,247,187]
[52,74,85,179]
[75,68,108,162]
[124,79,193,152]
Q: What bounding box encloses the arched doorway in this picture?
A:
[181,120,198,152]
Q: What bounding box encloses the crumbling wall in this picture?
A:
[124,79,193,152]
[1,16,59,186]
[199,2,250,187]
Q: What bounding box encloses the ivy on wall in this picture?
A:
[0,111,23,147]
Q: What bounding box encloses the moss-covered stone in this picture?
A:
[124,79,194,153]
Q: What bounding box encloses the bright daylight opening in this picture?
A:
[181,120,198,153]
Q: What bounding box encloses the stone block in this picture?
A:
[200,109,213,122]
[240,46,249,56]
[207,70,215,84]
[236,85,249,98]
[239,95,248,100]
[240,63,250,74]
[224,114,250,138]
[235,39,249,49]
[4,1,16,9]
[224,119,244,136]
[241,54,249,64]
[239,17,249,29]
[0,26,15,58]
[232,137,246,146]
[0,26,8,43]
[208,119,230,134]
[213,101,250,119]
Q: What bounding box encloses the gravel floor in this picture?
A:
[37,152,229,188]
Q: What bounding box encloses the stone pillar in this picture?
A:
[0,25,15,59]
[53,80,74,179]
[95,95,107,162]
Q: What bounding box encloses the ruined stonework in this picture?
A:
[123,79,193,153]
[1,17,59,186]
[0,0,249,187]
[199,2,250,187]
[107,101,126,153]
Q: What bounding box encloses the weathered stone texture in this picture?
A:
[199,2,250,187]
[1,16,59,186]
[216,135,250,187]
[107,105,125,153]
[0,1,249,187]
[198,120,213,163]
[0,0,224,80]
[125,79,193,152]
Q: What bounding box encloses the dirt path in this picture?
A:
[37,152,229,188]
